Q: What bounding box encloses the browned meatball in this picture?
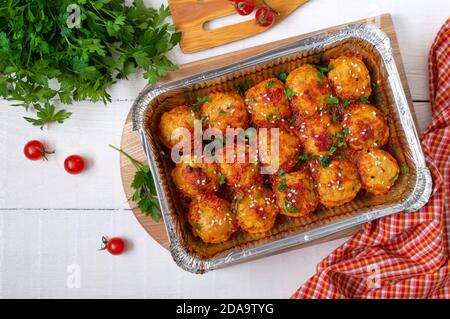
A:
[258,127,302,174]
[286,64,333,118]
[235,185,279,234]
[245,78,291,127]
[328,56,372,101]
[342,103,389,150]
[272,168,319,218]
[356,148,400,195]
[188,195,238,244]
[310,158,362,208]
[159,105,198,149]
[171,156,220,198]
[299,112,341,157]
[201,92,248,133]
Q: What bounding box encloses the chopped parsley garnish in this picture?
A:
[219,174,226,186]
[245,97,255,103]
[360,96,370,103]
[266,114,274,122]
[285,87,295,98]
[313,64,334,75]
[299,154,313,162]
[337,140,347,147]
[318,157,330,168]
[401,165,410,175]
[197,96,212,104]
[391,174,399,183]
[325,96,339,104]
[289,116,297,124]
[372,82,380,91]
[234,79,254,96]
[277,72,287,82]
[342,99,350,107]
[335,154,346,159]
[190,104,200,113]
[332,112,338,122]
[278,179,287,192]
[328,145,337,155]
[277,169,285,177]
[267,79,275,89]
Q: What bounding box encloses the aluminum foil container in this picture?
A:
[132,24,432,274]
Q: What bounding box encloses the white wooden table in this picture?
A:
[0,0,447,298]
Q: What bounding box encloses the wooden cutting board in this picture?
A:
[168,0,309,53]
[120,14,417,250]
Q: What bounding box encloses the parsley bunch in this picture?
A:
[0,0,180,128]
[110,145,161,222]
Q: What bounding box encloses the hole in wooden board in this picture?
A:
[203,12,255,31]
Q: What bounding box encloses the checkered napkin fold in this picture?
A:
[292,17,450,299]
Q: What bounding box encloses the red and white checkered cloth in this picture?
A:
[292,18,450,299]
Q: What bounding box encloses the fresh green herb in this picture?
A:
[245,97,255,103]
[289,116,297,124]
[266,114,274,122]
[201,115,209,123]
[24,103,72,129]
[335,154,346,159]
[267,79,275,89]
[317,71,324,84]
[336,128,350,139]
[285,87,295,98]
[289,204,299,213]
[337,140,347,147]
[197,96,212,104]
[360,96,370,103]
[278,179,287,192]
[318,157,330,168]
[299,154,313,162]
[332,112,338,123]
[190,104,200,113]
[232,208,238,216]
[401,165,410,175]
[277,169,285,177]
[281,197,288,214]
[342,99,350,107]
[219,110,227,115]
[219,174,227,186]
[325,96,339,104]
[372,82,380,91]
[313,64,334,75]
[277,72,287,82]
[234,79,254,96]
[255,193,262,200]
[391,174,399,183]
[109,145,161,222]
[1,1,180,127]
[328,145,337,155]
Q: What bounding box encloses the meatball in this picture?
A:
[286,64,333,118]
[159,105,198,149]
[187,195,238,244]
[245,78,291,127]
[171,156,220,198]
[299,112,341,157]
[201,92,248,133]
[328,56,372,100]
[356,148,400,195]
[235,185,279,234]
[272,169,319,218]
[258,128,302,174]
[217,144,261,189]
[342,103,389,150]
[310,158,362,208]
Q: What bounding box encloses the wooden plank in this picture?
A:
[168,0,309,53]
[120,13,420,250]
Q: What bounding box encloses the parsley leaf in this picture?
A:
[109,145,161,222]
[1,1,180,128]
[278,179,287,192]
[285,87,295,98]
[267,79,275,89]
[325,96,339,104]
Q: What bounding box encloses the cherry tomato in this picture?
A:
[234,0,254,16]
[64,155,85,174]
[255,5,278,27]
[100,236,125,255]
[23,140,54,161]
